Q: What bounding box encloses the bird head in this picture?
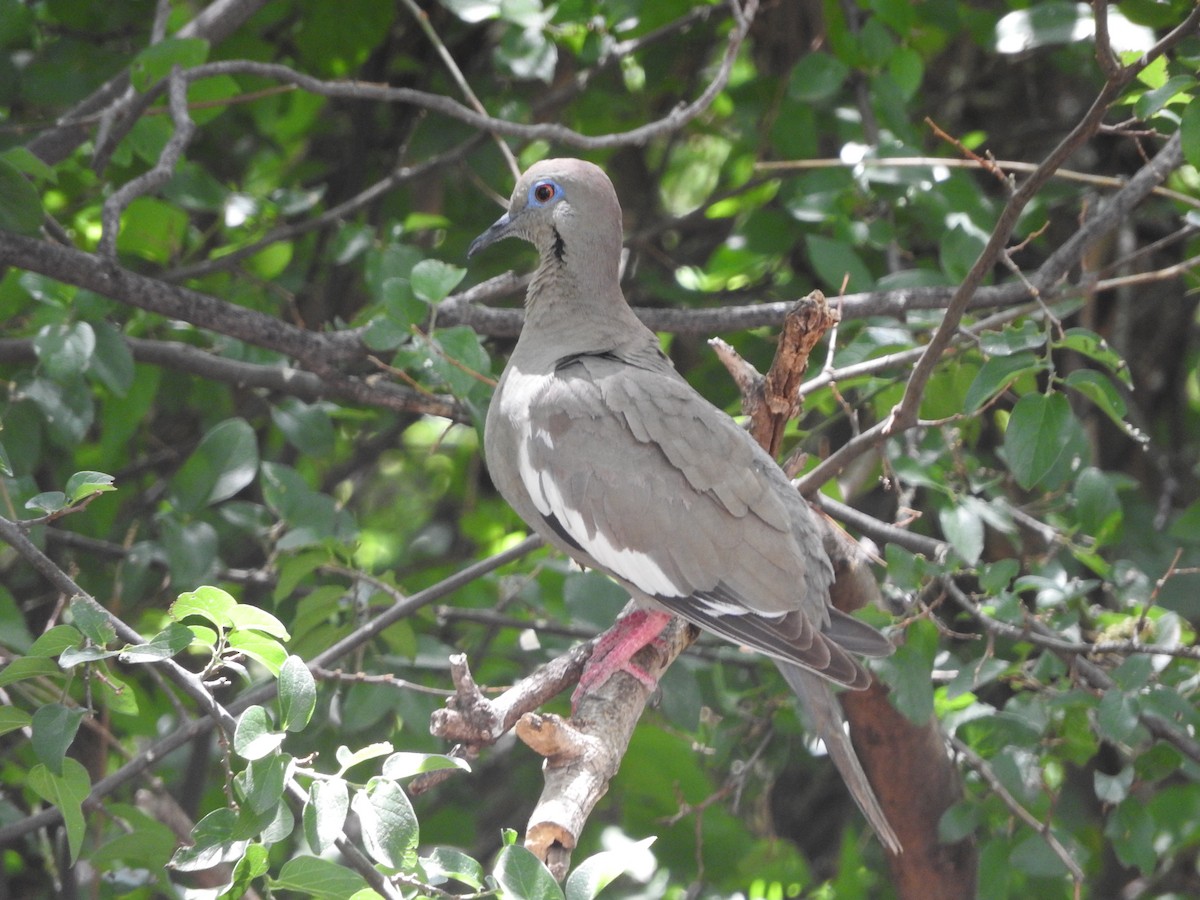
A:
[467,158,624,269]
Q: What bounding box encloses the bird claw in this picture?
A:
[571,609,672,709]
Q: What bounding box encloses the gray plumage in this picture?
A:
[470,158,901,853]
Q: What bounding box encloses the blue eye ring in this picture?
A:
[529,180,561,206]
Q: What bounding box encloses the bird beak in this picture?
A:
[467,211,513,259]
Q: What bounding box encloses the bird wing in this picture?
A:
[508,351,879,687]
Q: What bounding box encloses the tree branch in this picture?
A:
[106,0,757,158]
[97,67,196,258]
[26,0,271,166]
[0,533,544,849]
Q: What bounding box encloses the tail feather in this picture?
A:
[776,661,902,854]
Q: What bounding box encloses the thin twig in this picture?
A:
[397,0,519,179]
[98,68,196,258]
[950,735,1084,885]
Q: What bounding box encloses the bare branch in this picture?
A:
[98,68,196,257]
[112,0,756,157]
[26,0,271,166]
[950,735,1084,886]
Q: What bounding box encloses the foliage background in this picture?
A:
[1,0,1200,897]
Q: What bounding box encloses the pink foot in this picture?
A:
[572,609,673,707]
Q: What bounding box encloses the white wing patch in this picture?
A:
[518,433,685,599]
[694,597,750,617]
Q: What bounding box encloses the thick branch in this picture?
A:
[0,231,359,369]
[0,336,460,419]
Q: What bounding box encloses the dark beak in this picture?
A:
[467,212,514,259]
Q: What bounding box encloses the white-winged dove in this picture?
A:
[469,158,901,853]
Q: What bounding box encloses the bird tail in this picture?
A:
[775,661,903,854]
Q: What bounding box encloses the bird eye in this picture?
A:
[532,182,557,204]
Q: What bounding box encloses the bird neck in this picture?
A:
[516,251,658,364]
[525,243,627,324]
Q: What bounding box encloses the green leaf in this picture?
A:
[411,258,466,304]
[1065,368,1143,441]
[1181,96,1200,170]
[1097,688,1143,744]
[24,491,66,514]
[786,51,849,103]
[233,706,285,761]
[228,628,289,676]
[420,846,485,890]
[0,157,43,235]
[805,234,874,293]
[158,518,216,595]
[978,558,1020,594]
[426,326,492,398]
[171,808,247,872]
[1135,74,1194,119]
[496,25,557,83]
[170,418,260,514]
[96,669,139,717]
[1106,799,1156,874]
[68,597,116,646]
[228,603,290,640]
[945,657,1009,701]
[381,276,428,332]
[1075,466,1123,546]
[1,146,55,183]
[352,778,419,871]
[118,621,195,664]
[1053,327,1131,385]
[0,706,32,737]
[494,843,565,900]
[28,624,84,657]
[33,322,95,382]
[1010,832,1071,877]
[380,752,471,780]
[21,377,94,447]
[938,800,981,843]
[279,655,317,733]
[271,855,370,899]
[304,778,350,853]
[336,742,394,775]
[564,838,656,900]
[238,753,293,815]
[270,399,336,457]
[939,502,985,565]
[87,320,135,395]
[171,585,239,630]
[0,656,64,687]
[115,196,189,263]
[28,759,90,864]
[880,618,938,723]
[130,37,210,92]
[223,842,271,900]
[1003,393,1074,489]
[65,470,116,504]
[58,645,120,667]
[980,321,1046,357]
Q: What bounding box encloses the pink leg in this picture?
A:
[572,609,673,706]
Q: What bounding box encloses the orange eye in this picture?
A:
[533,182,556,203]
